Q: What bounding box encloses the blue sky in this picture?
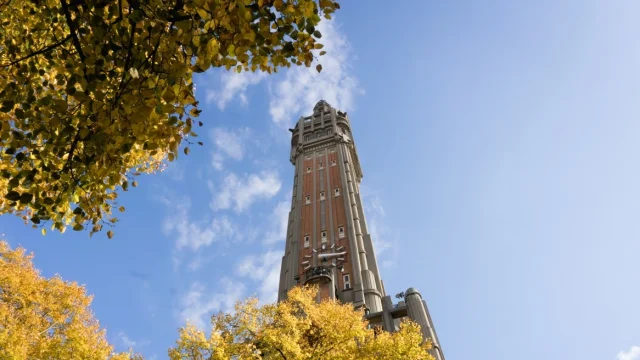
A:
[1,1,640,359]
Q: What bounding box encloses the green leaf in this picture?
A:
[0,100,14,112]
[19,192,33,203]
[73,223,84,231]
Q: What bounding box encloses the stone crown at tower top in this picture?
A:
[314,99,331,112]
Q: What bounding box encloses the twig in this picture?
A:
[60,0,86,62]
[1,35,72,67]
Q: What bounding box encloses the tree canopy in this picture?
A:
[169,286,435,360]
[0,0,339,237]
[1,239,433,359]
[0,240,138,359]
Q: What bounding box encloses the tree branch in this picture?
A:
[1,35,72,67]
[275,347,288,360]
[60,0,86,62]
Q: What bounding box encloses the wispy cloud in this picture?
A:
[162,200,237,251]
[177,279,245,329]
[211,152,224,171]
[268,18,361,127]
[618,346,640,360]
[210,171,282,212]
[117,331,137,349]
[361,186,398,268]
[236,250,282,304]
[205,70,266,110]
[209,127,251,171]
[263,200,290,245]
[199,18,359,128]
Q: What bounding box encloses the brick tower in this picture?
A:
[277,101,445,360]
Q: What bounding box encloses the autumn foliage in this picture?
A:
[0,239,433,359]
[0,240,137,359]
[0,0,339,237]
[169,286,435,360]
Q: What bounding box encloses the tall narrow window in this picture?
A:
[338,226,345,238]
[319,162,323,169]
[321,231,327,243]
[305,195,311,204]
[327,129,332,136]
[320,191,325,201]
[331,159,337,166]
[307,167,311,173]
[343,274,351,290]
[304,235,310,248]
[304,135,309,141]
[334,187,340,197]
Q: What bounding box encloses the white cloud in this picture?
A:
[211,171,282,212]
[236,250,282,304]
[263,200,290,245]
[361,187,397,268]
[116,331,136,349]
[206,70,266,110]
[211,152,224,171]
[163,161,185,181]
[268,19,361,127]
[201,18,359,127]
[177,279,245,329]
[162,201,237,251]
[211,127,251,161]
[209,127,251,171]
[618,346,640,360]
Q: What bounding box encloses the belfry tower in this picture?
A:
[278,101,445,360]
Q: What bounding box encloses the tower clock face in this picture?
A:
[301,243,347,272]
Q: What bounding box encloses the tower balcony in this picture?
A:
[303,265,332,284]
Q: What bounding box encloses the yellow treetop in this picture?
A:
[0,240,137,359]
[0,0,340,237]
[169,286,435,360]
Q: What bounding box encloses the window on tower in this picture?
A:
[343,274,351,290]
[307,167,311,173]
[331,159,337,166]
[319,162,323,169]
[321,231,327,242]
[304,235,310,248]
[327,129,332,136]
[320,191,325,201]
[305,195,310,204]
[338,226,345,238]
[334,187,340,196]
